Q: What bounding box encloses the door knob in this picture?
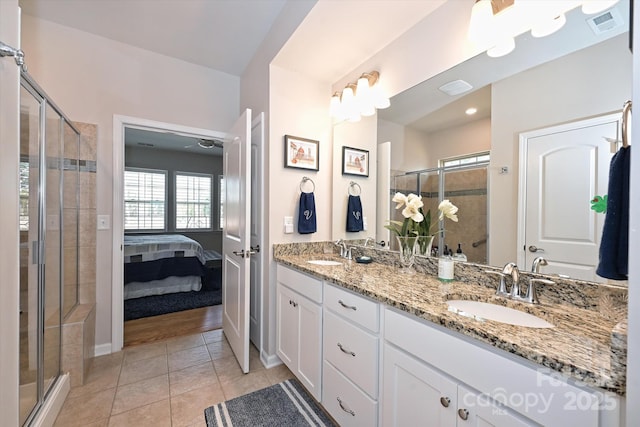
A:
[232,250,246,257]
[528,245,545,253]
[249,245,260,254]
[440,397,451,408]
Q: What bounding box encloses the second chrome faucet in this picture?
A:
[485,262,554,304]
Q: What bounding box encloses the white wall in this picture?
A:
[21,14,240,348]
[0,1,21,423]
[426,118,490,168]
[332,116,377,241]
[490,35,632,265]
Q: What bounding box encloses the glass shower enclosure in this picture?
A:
[19,73,80,426]
[391,161,489,264]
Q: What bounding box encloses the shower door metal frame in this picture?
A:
[20,72,80,426]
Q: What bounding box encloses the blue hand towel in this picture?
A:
[346,195,364,232]
[298,192,317,234]
[596,146,630,280]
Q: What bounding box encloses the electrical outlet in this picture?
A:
[284,216,294,234]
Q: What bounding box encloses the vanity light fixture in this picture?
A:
[468,0,621,57]
[330,70,390,122]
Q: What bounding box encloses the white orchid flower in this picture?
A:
[392,192,408,210]
[402,203,424,223]
[438,199,459,222]
[406,193,424,210]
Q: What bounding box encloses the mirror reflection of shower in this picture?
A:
[391,154,489,264]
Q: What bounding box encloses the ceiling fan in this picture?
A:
[184,138,224,150]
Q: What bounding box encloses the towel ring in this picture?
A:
[300,176,315,193]
[349,181,361,196]
[622,100,632,148]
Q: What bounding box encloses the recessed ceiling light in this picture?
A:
[465,107,478,115]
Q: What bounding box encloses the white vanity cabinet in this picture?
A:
[382,307,621,427]
[383,344,534,426]
[275,264,323,401]
[322,283,381,426]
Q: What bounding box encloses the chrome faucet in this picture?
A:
[364,237,374,247]
[334,239,351,259]
[531,256,548,273]
[502,262,521,299]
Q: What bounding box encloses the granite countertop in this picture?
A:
[274,248,627,396]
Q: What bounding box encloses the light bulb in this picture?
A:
[531,14,566,38]
[582,0,619,15]
[371,83,390,109]
[341,86,361,122]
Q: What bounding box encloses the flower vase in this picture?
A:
[396,236,418,270]
[415,235,435,257]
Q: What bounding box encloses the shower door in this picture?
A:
[19,77,63,426]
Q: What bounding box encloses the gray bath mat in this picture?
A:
[204,378,336,426]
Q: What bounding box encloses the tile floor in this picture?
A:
[54,330,294,426]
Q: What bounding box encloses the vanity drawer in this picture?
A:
[324,283,379,332]
[323,310,378,398]
[276,264,322,303]
[323,360,377,427]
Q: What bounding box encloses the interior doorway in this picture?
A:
[112,116,229,351]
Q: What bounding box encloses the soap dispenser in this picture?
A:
[438,247,454,282]
[453,243,467,262]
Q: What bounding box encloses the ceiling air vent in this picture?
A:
[438,80,473,96]
[586,8,623,35]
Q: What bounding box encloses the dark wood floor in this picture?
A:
[124,304,223,347]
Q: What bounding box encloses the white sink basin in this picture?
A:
[307,260,342,266]
[446,300,554,328]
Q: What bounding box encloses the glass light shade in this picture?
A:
[487,37,515,57]
[329,93,345,121]
[341,86,361,122]
[356,76,375,116]
[468,0,495,44]
[531,13,566,38]
[371,84,390,109]
[582,0,619,14]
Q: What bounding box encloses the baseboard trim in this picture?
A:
[260,351,283,369]
[94,343,112,357]
[31,373,70,427]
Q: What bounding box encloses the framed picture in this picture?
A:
[342,146,369,177]
[284,135,319,171]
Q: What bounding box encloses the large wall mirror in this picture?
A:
[334,1,631,283]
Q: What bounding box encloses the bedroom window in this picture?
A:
[175,172,212,230]
[124,168,167,231]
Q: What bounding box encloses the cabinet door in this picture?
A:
[297,296,322,401]
[382,344,457,427]
[457,385,536,427]
[276,284,298,369]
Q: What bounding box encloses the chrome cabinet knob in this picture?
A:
[440,396,450,408]
[458,408,469,420]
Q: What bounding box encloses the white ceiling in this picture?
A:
[18,0,447,155]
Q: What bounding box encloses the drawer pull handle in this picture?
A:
[338,300,357,311]
[337,397,355,416]
[458,408,469,421]
[337,343,356,357]
[440,396,450,408]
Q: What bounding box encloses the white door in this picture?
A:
[518,114,619,281]
[249,113,263,348]
[223,108,252,373]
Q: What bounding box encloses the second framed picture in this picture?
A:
[284,135,319,171]
[342,146,369,177]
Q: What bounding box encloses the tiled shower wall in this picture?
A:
[61,122,97,387]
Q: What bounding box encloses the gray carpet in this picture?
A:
[204,379,337,427]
